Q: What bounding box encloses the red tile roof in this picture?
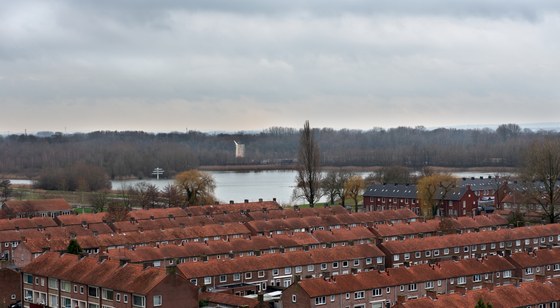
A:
[507,247,560,268]
[200,292,261,308]
[3,199,71,213]
[381,224,560,254]
[293,255,515,298]
[178,244,384,278]
[398,278,560,308]
[55,213,108,226]
[22,252,177,294]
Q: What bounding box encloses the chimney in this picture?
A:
[244,199,249,203]
[273,198,277,202]
[230,200,234,204]
[259,198,263,202]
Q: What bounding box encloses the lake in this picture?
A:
[112,170,511,205]
[9,170,512,205]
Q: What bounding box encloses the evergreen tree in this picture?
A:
[66,239,83,255]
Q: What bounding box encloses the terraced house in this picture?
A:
[21,252,198,308]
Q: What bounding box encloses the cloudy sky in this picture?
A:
[2,1,560,133]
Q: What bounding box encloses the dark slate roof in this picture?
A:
[458,177,503,191]
[434,186,469,201]
[363,184,417,199]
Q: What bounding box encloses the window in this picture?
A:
[400,285,404,291]
[296,266,302,273]
[394,254,400,261]
[321,263,327,270]
[463,246,469,253]
[220,275,227,283]
[499,242,505,248]
[481,244,486,251]
[24,274,33,284]
[80,286,84,294]
[273,268,280,276]
[377,257,383,264]
[354,291,365,299]
[415,251,421,258]
[457,277,466,285]
[490,243,496,249]
[102,289,114,301]
[454,247,460,253]
[258,270,265,277]
[525,267,534,275]
[437,280,442,287]
[190,279,198,286]
[153,295,162,307]
[330,295,335,302]
[315,296,326,305]
[372,289,381,297]
[35,277,39,285]
[204,277,212,285]
[503,270,511,278]
[473,274,481,282]
[471,245,477,252]
[425,281,434,289]
[308,265,315,272]
[515,240,521,247]
[554,264,560,271]
[353,259,360,266]
[89,286,99,298]
[342,261,349,267]
[61,281,71,292]
[345,293,350,299]
[245,272,252,279]
[408,283,417,291]
[366,258,372,265]
[292,294,297,303]
[48,278,58,290]
[404,253,410,260]
[233,273,241,281]
[89,304,99,308]
[285,267,292,274]
[386,287,391,294]
[425,251,431,257]
[116,293,121,302]
[124,294,128,303]
[332,262,339,269]
[132,295,145,307]
[443,248,449,255]
[62,297,71,308]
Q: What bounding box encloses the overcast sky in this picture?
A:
[2,0,560,133]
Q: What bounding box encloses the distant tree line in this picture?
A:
[0,124,556,179]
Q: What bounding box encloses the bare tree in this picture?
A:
[161,184,185,208]
[176,169,216,206]
[322,170,351,206]
[293,121,322,207]
[344,175,365,212]
[522,139,560,223]
[417,174,457,218]
[88,191,110,213]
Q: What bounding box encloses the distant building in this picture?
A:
[234,141,245,158]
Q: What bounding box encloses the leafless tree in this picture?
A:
[521,139,560,223]
[293,121,323,207]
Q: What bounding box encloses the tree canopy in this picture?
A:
[417,174,457,218]
[175,169,216,206]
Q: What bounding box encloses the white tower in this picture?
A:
[234,141,245,158]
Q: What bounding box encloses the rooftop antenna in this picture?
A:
[152,167,164,180]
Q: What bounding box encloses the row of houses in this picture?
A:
[6,211,510,269]
[20,246,560,308]
[96,224,560,297]
[281,247,560,308]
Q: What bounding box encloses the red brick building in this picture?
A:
[21,252,198,308]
